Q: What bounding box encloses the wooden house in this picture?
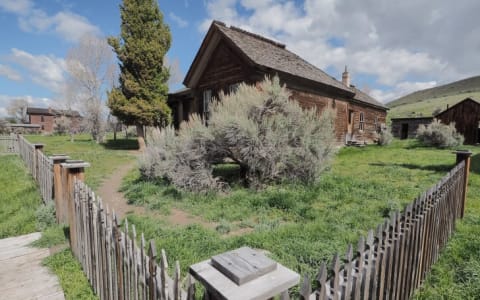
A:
[168,21,387,144]
[436,98,480,144]
[391,117,433,139]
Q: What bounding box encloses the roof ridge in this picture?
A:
[227,25,286,49]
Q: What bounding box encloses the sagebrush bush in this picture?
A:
[377,129,393,146]
[140,76,337,192]
[416,119,464,148]
[35,202,56,231]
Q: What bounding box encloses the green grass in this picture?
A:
[25,134,137,189]
[120,139,480,298]
[388,91,480,119]
[0,155,42,238]
[43,249,98,300]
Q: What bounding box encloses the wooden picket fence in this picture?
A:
[0,134,17,153]
[299,160,467,300]
[71,178,195,300]
[1,134,54,203]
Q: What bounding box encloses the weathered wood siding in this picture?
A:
[391,118,433,139]
[348,102,387,143]
[290,89,386,144]
[436,99,480,144]
[197,41,252,91]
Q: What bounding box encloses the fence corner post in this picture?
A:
[33,144,44,180]
[454,150,472,218]
[51,154,70,223]
[61,160,90,256]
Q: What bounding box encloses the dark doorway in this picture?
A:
[477,127,480,144]
[401,123,409,139]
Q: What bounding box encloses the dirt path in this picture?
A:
[97,160,146,220]
[96,158,251,236]
[96,159,213,227]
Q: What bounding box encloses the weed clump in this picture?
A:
[377,129,393,146]
[416,119,464,148]
[140,76,337,192]
[35,202,56,231]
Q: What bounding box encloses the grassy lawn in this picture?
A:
[120,139,480,298]
[0,152,96,299]
[26,134,138,189]
[0,155,42,238]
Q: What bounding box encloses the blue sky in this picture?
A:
[1,0,479,116]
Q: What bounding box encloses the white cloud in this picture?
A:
[0,94,58,117]
[9,48,66,93]
[370,81,438,103]
[201,0,480,101]
[2,0,99,43]
[169,12,189,28]
[0,0,32,15]
[0,64,22,81]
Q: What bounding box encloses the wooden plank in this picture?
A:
[211,246,277,285]
[0,233,64,300]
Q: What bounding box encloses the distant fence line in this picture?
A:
[0,134,472,300]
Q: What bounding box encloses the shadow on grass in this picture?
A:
[471,153,480,175]
[370,162,453,173]
[102,138,139,150]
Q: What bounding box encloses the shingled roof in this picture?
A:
[185,21,386,109]
[215,23,353,94]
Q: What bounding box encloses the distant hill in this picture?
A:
[387,76,480,118]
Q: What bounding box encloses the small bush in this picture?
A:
[377,129,393,146]
[35,202,57,231]
[416,119,464,148]
[140,76,337,192]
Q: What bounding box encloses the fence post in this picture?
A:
[454,150,472,218]
[51,154,70,223]
[33,144,44,180]
[61,160,90,257]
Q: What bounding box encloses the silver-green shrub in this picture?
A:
[377,129,393,146]
[141,76,337,192]
[416,119,464,148]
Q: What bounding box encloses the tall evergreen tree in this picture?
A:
[108,0,171,150]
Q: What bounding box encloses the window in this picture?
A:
[374,116,379,132]
[359,112,365,130]
[41,115,45,122]
[203,89,212,122]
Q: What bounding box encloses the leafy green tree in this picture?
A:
[108,0,171,150]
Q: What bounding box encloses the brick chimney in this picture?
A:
[342,66,350,87]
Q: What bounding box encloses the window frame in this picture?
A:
[359,112,365,131]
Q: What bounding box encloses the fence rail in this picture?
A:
[1,134,54,203]
[72,178,193,300]
[300,160,467,300]
[0,134,17,153]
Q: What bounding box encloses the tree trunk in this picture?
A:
[136,124,146,151]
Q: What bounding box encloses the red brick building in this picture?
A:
[26,107,83,134]
[168,21,387,144]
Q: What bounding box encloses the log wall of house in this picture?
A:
[348,102,387,143]
[197,41,253,91]
[391,118,433,139]
[436,99,480,144]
